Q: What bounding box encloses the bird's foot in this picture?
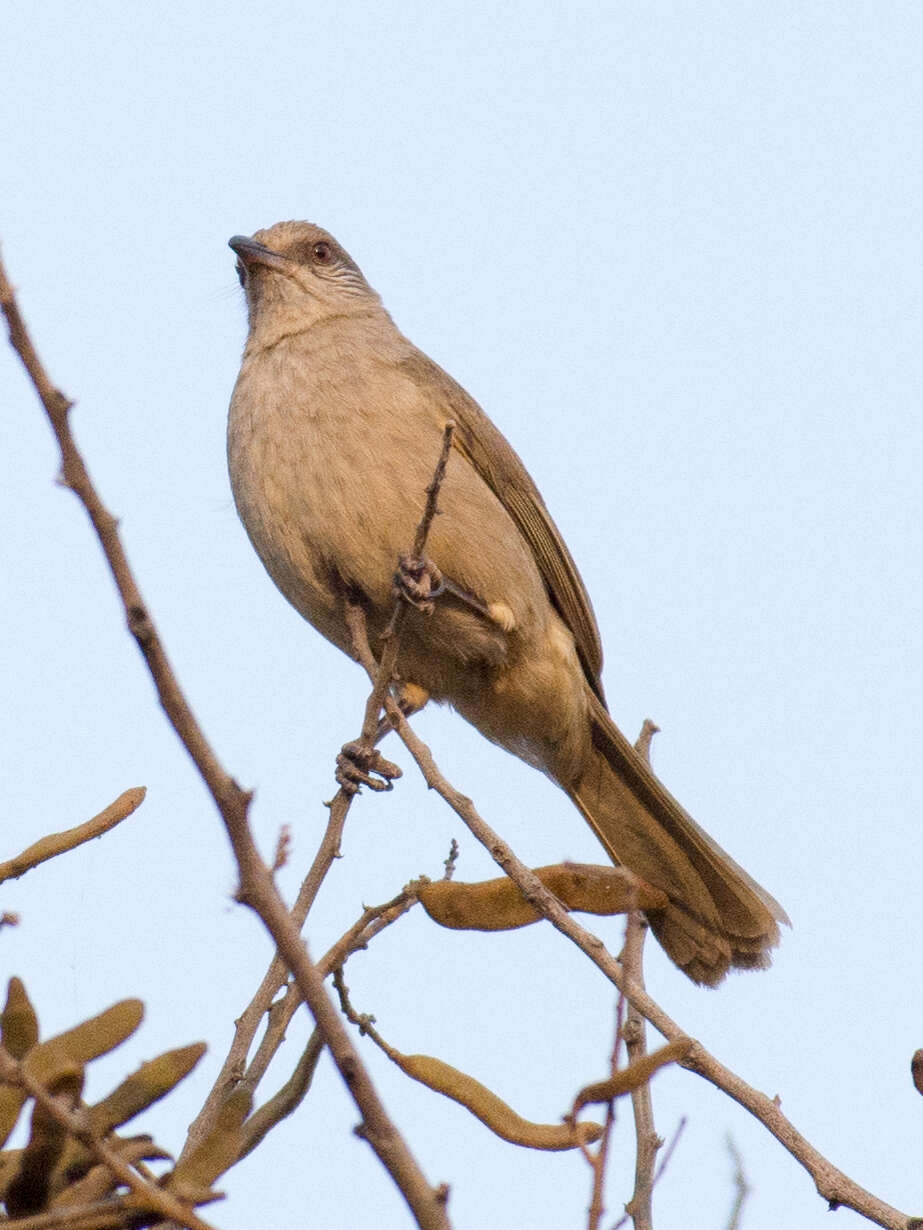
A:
[335,741,402,795]
[394,552,444,614]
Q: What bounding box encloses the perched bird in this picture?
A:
[227,221,788,985]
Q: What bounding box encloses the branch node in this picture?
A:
[127,601,154,643]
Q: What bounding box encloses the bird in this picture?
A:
[226,220,788,985]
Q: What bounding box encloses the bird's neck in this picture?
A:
[246,306,407,365]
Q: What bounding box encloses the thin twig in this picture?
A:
[620,731,660,1230]
[651,1117,686,1191]
[357,420,456,750]
[244,886,422,1090]
[2,248,451,1230]
[620,914,659,1230]
[189,879,423,1173]
[0,1202,138,1230]
[343,607,914,1230]
[725,1135,751,1230]
[0,1045,215,1230]
[186,429,458,1156]
[584,1001,623,1230]
[181,785,354,1157]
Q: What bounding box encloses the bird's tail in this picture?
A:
[568,694,789,986]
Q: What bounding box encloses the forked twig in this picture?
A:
[2,248,451,1230]
[4,248,915,1230]
[620,913,659,1230]
[357,420,456,750]
[343,606,914,1230]
[0,1045,215,1230]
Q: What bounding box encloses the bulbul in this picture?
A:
[227,221,788,985]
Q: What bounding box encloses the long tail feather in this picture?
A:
[569,694,789,986]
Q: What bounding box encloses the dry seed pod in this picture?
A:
[52,1138,170,1208]
[418,863,668,931]
[395,1052,601,1151]
[50,999,144,1064]
[49,1159,119,1207]
[2,978,39,1058]
[0,1147,23,1202]
[4,1068,84,1215]
[168,1087,252,1195]
[572,1039,692,1113]
[0,1083,26,1152]
[56,1045,204,1191]
[89,1043,206,1136]
[23,1041,85,1092]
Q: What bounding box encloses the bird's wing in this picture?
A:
[399,349,605,697]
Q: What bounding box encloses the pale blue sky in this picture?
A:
[3,4,922,1227]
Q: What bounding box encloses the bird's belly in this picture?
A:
[227,370,388,653]
[226,351,579,757]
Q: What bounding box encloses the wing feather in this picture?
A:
[399,349,605,697]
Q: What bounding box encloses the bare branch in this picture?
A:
[357,420,456,751]
[186,877,423,1169]
[181,785,356,1157]
[185,427,459,1159]
[0,1045,215,1230]
[0,1201,140,1230]
[344,607,914,1230]
[583,1000,622,1230]
[2,250,451,1230]
[620,914,659,1230]
[724,1135,751,1230]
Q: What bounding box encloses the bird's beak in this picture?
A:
[228,235,290,274]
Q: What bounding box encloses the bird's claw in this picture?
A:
[336,741,402,795]
[394,552,444,613]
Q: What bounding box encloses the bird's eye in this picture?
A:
[312,241,332,264]
[235,260,246,287]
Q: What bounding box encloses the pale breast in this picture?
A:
[228,326,558,675]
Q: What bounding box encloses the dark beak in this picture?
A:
[228,235,289,273]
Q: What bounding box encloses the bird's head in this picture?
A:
[229,221,383,345]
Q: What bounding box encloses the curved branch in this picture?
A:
[0,1045,214,1230]
[345,608,914,1230]
[1,251,451,1230]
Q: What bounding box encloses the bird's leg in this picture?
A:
[393,551,445,614]
[396,554,515,633]
[335,741,402,795]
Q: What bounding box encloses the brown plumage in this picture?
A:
[227,220,789,985]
